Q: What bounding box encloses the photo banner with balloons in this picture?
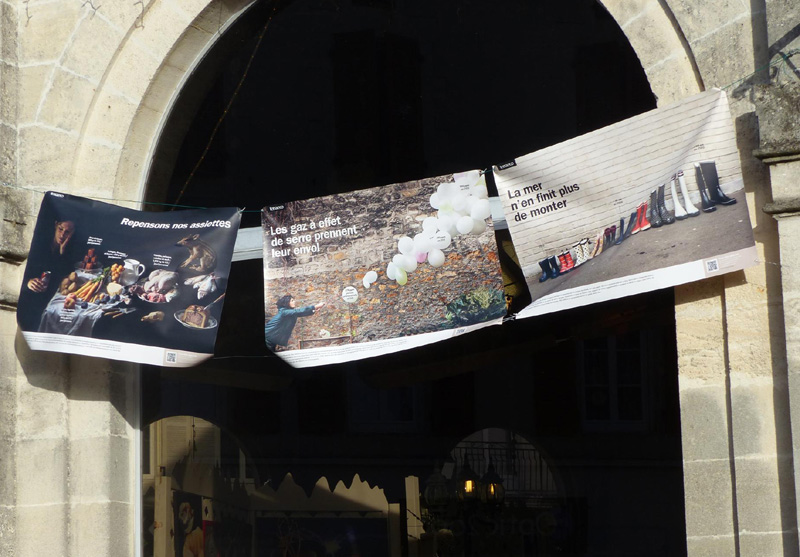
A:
[261,171,506,368]
[493,88,757,319]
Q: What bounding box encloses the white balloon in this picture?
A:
[471,198,492,221]
[456,215,475,235]
[437,182,457,198]
[398,236,414,255]
[387,262,397,280]
[413,234,432,253]
[437,214,454,233]
[400,255,417,273]
[365,270,378,283]
[471,183,489,199]
[432,231,451,250]
[451,194,467,213]
[428,248,445,267]
[471,217,487,235]
[395,268,408,285]
[430,192,441,209]
[454,170,480,186]
[363,277,371,288]
[392,254,405,267]
[464,195,477,213]
[422,216,439,232]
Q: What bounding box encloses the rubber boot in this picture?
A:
[614,217,627,245]
[631,205,642,235]
[538,258,551,282]
[658,184,675,225]
[581,238,593,261]
[622,211,637,240]
[677,170,700,217]
[640,202,651,230]
[590,231,604,258]
[556,252,567,274]
[649,190,663,228]
[694,163,717,213]
[670,175,688,220]
[564,250,575,271]
[572,242,585,267]
[638,202,651,232]
[547,255,560,279]
[699,160,736,206]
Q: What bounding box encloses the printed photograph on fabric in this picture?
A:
[261,172,506,360]
[494,89,757,317]
[173,492,205,557]
[17,192,240,366]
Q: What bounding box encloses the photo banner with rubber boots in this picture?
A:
[261,171,506,368]
[17,192,241,367]
[493,88,757,319]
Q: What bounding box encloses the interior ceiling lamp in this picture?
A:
[479,460,505,506]
[456,454,480,503]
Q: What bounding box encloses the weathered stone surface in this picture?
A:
[15,502,68,557]
[668,0,749,44]
[69,436,131,502]
[675,278,725,382]
[61,14,122,83]
[17,63,51,124]
[678,385,730,461]
[683,459,736,538]
[685,534,737,556]
[739,531,798,557]
[15,438,68,506]
[734,456,786,533]
[17,126,78,187]
[754,82,800,157]
[690,18,755,89]
[18,1,81,64]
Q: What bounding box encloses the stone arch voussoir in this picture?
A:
[71,0,257,207]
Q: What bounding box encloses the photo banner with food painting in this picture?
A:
[493,88,757,319]
[17,192,241,367]
[262,171,506,368]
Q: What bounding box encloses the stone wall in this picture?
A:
[0,0,798,555]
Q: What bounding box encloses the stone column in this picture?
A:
[756,82,800,546]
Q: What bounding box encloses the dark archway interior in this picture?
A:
[143,1,687,555]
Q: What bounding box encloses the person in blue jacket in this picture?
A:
[265,294,325,351]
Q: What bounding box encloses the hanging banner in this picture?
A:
[262,172,506,368]
[494,89,757,318]
[17,192,241,367]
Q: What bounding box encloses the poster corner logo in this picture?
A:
[267,204,286,212]
[495,160,517,171]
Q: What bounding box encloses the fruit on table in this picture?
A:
[60,271,79,295]
[109,263,123,282]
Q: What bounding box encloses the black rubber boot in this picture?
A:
[547,255,560,279]
[615,217,628,245]
[658,184,675,225]
[649,190,663,227]
[694,163,717,213]
[700,160,736,206]
[538,258,551,282]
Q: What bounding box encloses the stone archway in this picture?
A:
[3,1,727,556]
[64,0,704,209]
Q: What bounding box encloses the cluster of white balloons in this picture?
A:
[374,170,491,287]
